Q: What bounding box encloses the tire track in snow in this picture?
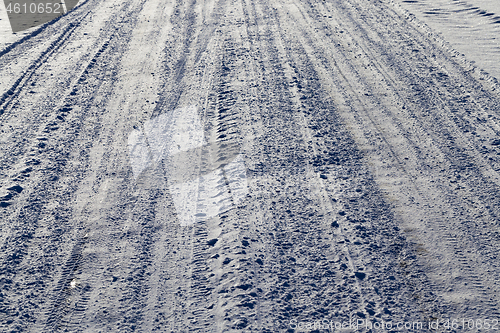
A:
[339,0,500,318]
[264,0,428,328]
[1,0,500,331]
[283,0,500,321]
[205,0,427,331]
[0,0,145,204]
[0,0,150,330]
[0,21,81,115]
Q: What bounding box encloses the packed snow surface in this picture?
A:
[0,0,500,332]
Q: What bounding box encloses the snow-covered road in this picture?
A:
[395,0,500,80]
[1,0,500,331]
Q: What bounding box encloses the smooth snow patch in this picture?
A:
[396,0,500,79]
